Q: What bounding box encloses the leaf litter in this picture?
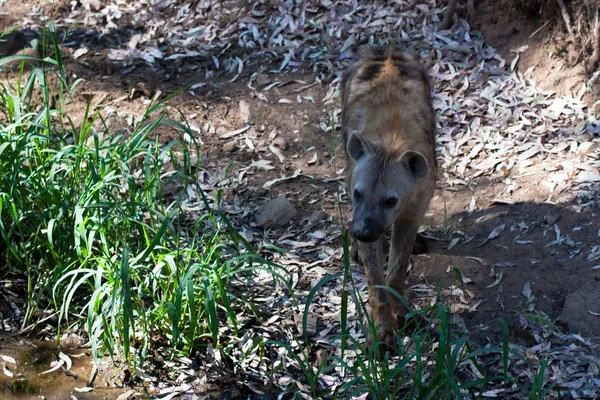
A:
[5,0,600,398]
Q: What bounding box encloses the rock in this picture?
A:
[135,82,152,97]
[544,214,559,225]
[255,196,297,228]
[255,73,269,87]
[311,210,327,221]
[558,285,600,336]
[60,332,86,348]
[223,141,238,153]
[272,137,289,151]
[239,100,253,124]
[86,0,102,11]
[253,188,269,198]
[293,313,318,338]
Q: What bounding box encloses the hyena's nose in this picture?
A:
[351,219,380,242]
[353,230,377,242]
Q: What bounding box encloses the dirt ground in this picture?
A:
[1,0,600,398]
[470,0,600,110]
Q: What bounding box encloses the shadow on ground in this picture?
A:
[414,185,600,346]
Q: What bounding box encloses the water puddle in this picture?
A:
[0,334,126,399]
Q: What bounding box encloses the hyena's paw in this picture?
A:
[364,322,396,353]
[364,306,397,353]
[389,297,416,328]
[390,299,425,334]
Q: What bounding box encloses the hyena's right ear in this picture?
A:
[400,150,429,180]
[347,131,371,162]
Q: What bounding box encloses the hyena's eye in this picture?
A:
[383,197,398,208]
[354,189,362,201]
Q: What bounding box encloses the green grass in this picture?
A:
[0,22,559,399]
[0,23,291,370]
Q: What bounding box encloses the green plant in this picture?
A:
[0,23,291,372]
[442,200,453,240]
[528,357,557,400]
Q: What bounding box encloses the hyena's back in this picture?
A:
[341,45,436,170]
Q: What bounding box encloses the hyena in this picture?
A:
[342,45,437,347]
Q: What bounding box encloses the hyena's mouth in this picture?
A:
[351,223,384,243]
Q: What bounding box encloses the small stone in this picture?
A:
[253,188,269,198]
[272,137,288,151]
[239,100,253,124]
[60,332,86,348]
[255,196,297,228]
[293,313,318,338]
[256,73,269,87]
[312,210,327,221]
[223,141,238,153]
[558,286,600,336]
[544,214,559,225]
[87,0,102,11]
[135,82,152,97]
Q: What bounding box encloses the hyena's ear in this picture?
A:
[400,150,429,180]
[347,131,371,161]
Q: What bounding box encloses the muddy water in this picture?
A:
[0,334,124,400]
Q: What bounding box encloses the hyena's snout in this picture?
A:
[351,216,384,243]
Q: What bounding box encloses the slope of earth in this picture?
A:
[469,0,600,111]
[1,0,600,398]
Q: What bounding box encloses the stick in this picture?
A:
[588,10,600,73]
[467,0,475,20]
[439,0,458,31]
[555,0,575,39]
[528,20,551,39]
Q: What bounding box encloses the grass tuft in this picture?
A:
[0,26,286,371]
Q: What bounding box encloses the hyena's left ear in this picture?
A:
[347,131,371,161]
[400,150,429,180]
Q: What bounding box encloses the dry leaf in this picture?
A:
[476,224,505,248]
[269,144,285,162]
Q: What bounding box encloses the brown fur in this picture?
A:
[342,46,436,168]
[342,45,437,348]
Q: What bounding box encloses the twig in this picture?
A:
[555,0,582,64]
[587,10,600,73]
[555,0,576,40]
[439,0,458,31]
[528,20,551,39]
[466,0,475,20]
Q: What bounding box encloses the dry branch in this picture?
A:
[555,0,581,64]
[555,0,576,40]
[588,10,600,73]
[439,0,458,31]
[466,0,475,20]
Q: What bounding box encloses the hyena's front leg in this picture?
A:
[386,216,421,326]
[357,238,395,347]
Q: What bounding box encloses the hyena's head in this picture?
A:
[347,131,429,242]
